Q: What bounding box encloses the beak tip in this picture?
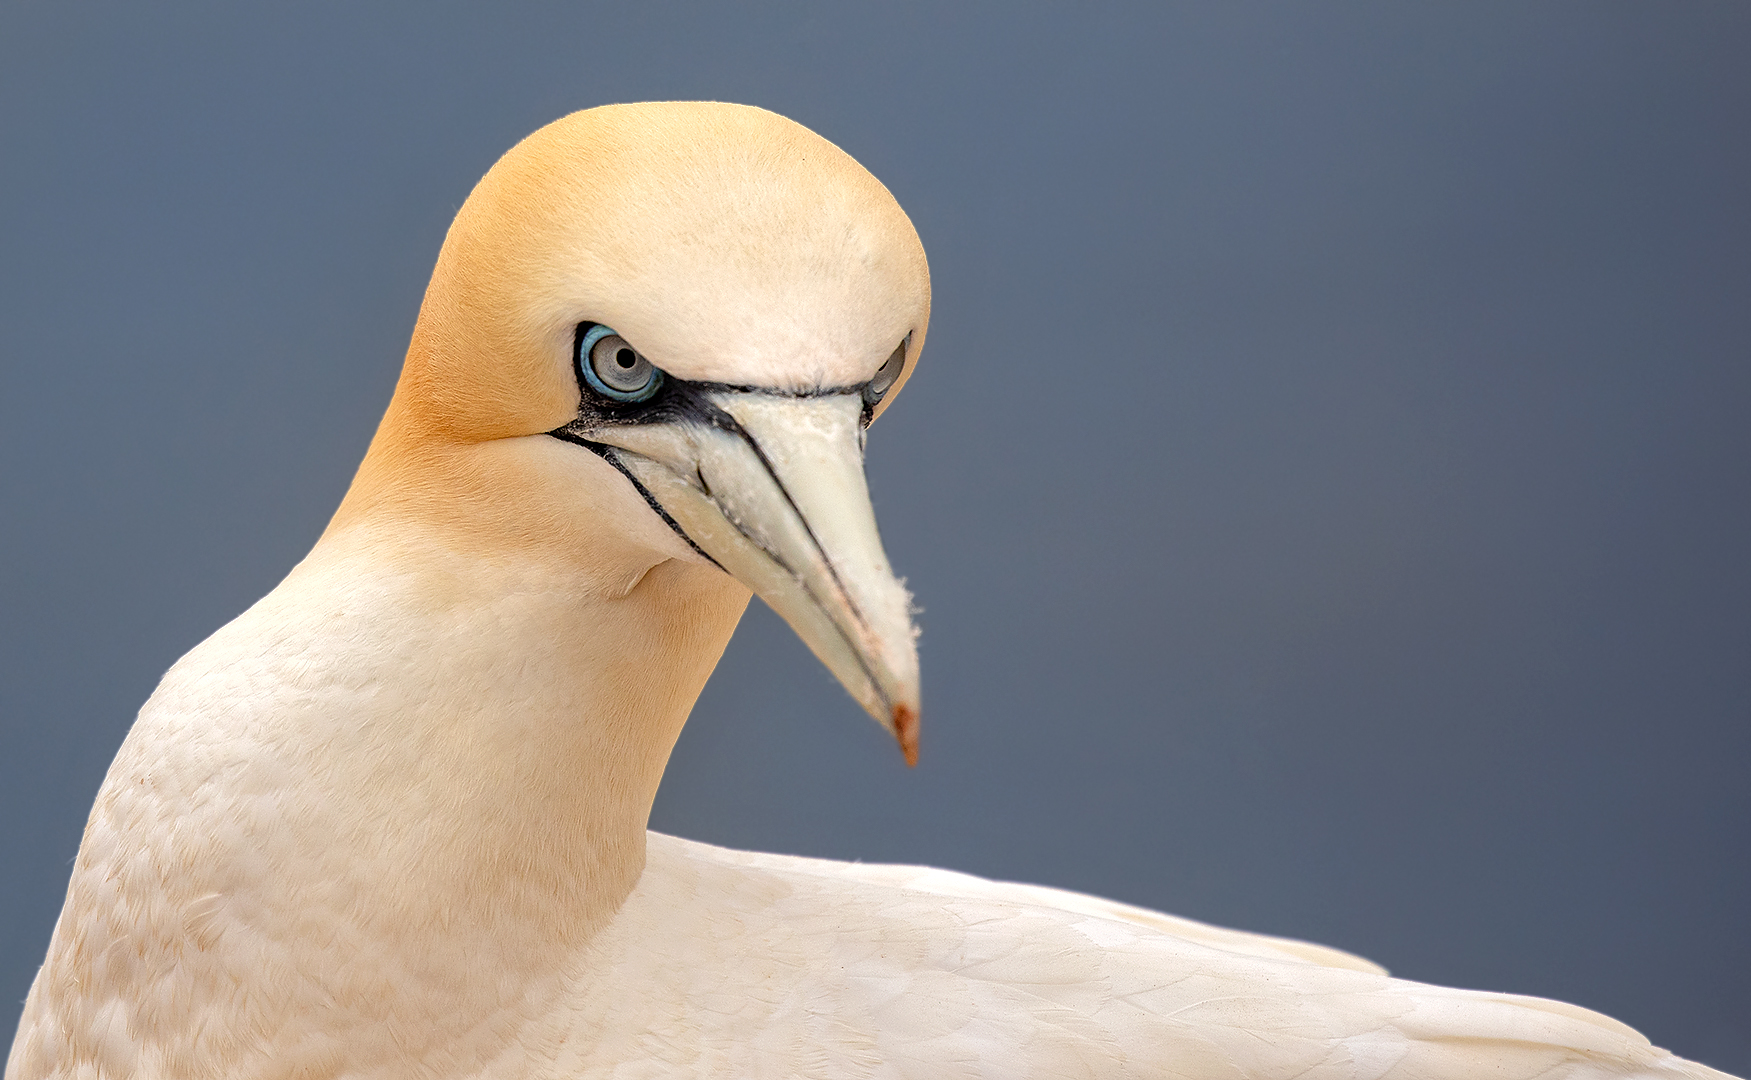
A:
[893,702,919,768]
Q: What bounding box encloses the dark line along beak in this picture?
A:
[570,388,920,764]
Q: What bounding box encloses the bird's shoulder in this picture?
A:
[510,833,1716,1080]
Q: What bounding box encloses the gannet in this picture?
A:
[6,102,1733,1080]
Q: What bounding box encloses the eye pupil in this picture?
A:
[615,348,636,369]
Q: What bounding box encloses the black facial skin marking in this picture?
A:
[548,326,799,566]
[554,324,906,433]
[547,322,906,710]
[549,321,905,454]
[546,429,724,570]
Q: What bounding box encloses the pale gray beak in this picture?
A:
[570,387,920,764]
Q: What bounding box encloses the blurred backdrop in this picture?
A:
[2,3,1747,1070]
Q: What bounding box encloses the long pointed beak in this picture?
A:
[574,388,920,765]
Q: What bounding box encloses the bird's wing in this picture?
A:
[517,833,1727,1080]
[752,846,1388,974]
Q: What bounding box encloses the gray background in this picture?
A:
[2,2,1747,1071]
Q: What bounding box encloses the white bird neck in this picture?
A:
[288,422,755,947]
[263,516,750,940]
[14,439,751,1076]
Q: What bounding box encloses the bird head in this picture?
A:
[334,102,928,764]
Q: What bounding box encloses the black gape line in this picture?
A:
[546,321,902,710]
[546,429,724,571]
[547,321,755,566]
[546,320,909,550]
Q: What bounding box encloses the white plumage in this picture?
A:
[556,834,1702,1079]
[5,102,1732,1079]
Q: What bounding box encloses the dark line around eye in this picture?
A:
[688,381,865,399]
[572,321,913,408]
[557,320,906,582]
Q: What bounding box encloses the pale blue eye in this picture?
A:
[578,325,663,402]
[863,340,906,409]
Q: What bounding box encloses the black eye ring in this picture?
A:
[578,324,663,402]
